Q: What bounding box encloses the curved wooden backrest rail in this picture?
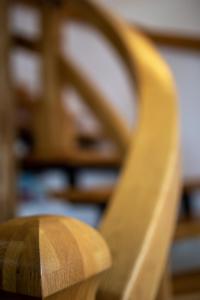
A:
[0,0,180,299]
[60,0,180,299]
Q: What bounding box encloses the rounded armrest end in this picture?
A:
[0,215,111,298]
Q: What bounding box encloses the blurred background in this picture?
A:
[5,0,200,296]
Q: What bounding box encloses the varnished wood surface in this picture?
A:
[3,1,180,299]
[22,149,121,168]
[33,2,77,159]
[175,217,200,240]
[175,293,200,300]
[50,186,113,203]
[156,267,172,300]
[60,0,180,299]
[0,215,111,298]
[0,0,16,222]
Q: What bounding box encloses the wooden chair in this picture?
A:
[0,0,180,299]
[9,0,128,205]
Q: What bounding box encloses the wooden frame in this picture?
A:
[138,27,200,51]
[138,21,200,298]
[0,0,180,299]
[0,0,16,222]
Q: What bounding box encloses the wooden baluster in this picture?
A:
[0,215,111,299]
[0,0,16,222]
[33,2,76,159]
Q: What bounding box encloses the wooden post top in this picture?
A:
[0,215,111,298]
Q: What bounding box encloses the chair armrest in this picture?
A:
[0,215,111,299]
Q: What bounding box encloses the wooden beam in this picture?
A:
[49,186,114,203]
[175,217,200,240]
[135,26,200,51]
[12,34,40,52]
[32,2,77,159]
[22,149,121,169]
[0,0,16,222]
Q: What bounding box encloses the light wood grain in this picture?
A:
[62,1,180,299]
[156,267,173,300]
[2,1,180,299]
[33,1,77,159]
[0,215,111,299]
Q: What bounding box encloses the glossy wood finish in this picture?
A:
[0,215,111,299]
[33,2,77,159]
[50,186,113,204]
[0,0,16,222]
[1,0,180,299]
[61,1,180,299]
[156,268,172,300]
[11,3,129,162]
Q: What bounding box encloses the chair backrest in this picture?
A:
[10,0,129,162]
[0,0,180,299]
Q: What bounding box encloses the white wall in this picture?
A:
[102,0,200,36]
